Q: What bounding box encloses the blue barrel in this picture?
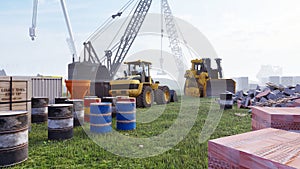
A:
[90,103,112,133]
[116,99,136,131]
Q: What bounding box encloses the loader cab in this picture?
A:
[191,59,207,75]
[125,60,152,83]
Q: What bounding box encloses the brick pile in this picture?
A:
[234,83,300,108]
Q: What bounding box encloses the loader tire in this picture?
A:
[159,86,171,103]
[155,89,166,105]
[170,90,178,102]
[136,86,154,108]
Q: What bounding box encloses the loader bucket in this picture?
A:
[65,80,91,99]
[206,79,236,97]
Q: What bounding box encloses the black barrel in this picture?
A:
[219,93,233,110]
[0,111,28,167]
[48,104,73,140]
[64,99,84,127]
[31,97,49,123]
[55,97,68,104]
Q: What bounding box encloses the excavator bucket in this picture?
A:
[206,79,236,97]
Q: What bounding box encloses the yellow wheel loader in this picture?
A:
[184,58,236,97]
[109,60,172,108]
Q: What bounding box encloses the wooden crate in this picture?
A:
[0,77,31,112]
[252,107,300,131]
[208,128,300,169]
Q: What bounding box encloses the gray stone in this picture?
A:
[284,88,295,96]
[295,84,300,93]
[248,90,255,98]
[267,92,277,100]
[273,90,281,95]
[259,97,268,103]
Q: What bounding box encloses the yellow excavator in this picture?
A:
[109,60,173,108]
[184,58,236,97]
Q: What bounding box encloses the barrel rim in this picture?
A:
[90,122,112,127]
[0,111,28,116]
[66,99,84,102]
[48,104,73,107]
[48,115,73,120]
[84,98,100,100]
[90,102,112,106]
[117,111,136,114]
[0,127,28,135]
[116,101,136,104]
[0,142,28,152]
[90,113,112,117]
[117,120,136,123]
[47,126,73,131]
[31,97,49,100]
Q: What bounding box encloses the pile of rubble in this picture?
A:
[234,82,300,108]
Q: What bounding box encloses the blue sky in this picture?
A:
[1,0,300,81]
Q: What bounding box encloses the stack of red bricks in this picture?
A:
[252,107,300,131]
[208,128,300,168]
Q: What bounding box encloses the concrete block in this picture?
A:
[208,128,300,169]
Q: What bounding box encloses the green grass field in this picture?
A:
[10,97,251,169]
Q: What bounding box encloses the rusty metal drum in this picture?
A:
[54,97,68,104]
[0,111,28,167]
[48,104,73,140]
[65,99,84,127]
[31,97,49,123]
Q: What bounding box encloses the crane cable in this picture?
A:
[174,17,195,60]
[85,0,136,42]
[98,0,139,63]
[105,0,139,51]
[160,0,165,73]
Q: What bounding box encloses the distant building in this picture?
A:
[233,77,249,91]
[294,76,300,85]
[268,76,280,85]
[0,69,6,76]
[281,76,294,86]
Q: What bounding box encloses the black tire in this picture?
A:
[170,90,178,102]
[155,89,166,105]
[136,86,154,108]
[159,86,171,103]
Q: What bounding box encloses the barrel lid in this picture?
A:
[66,99,84,102]
[116,101,136,104]
[84,96,98,98]
[90,102,112,106]
[32,97,49,99]
[48,104,73,107]
[0,111,28,116]
[84,98,100,100]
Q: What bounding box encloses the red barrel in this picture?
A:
[84,97,101,122]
